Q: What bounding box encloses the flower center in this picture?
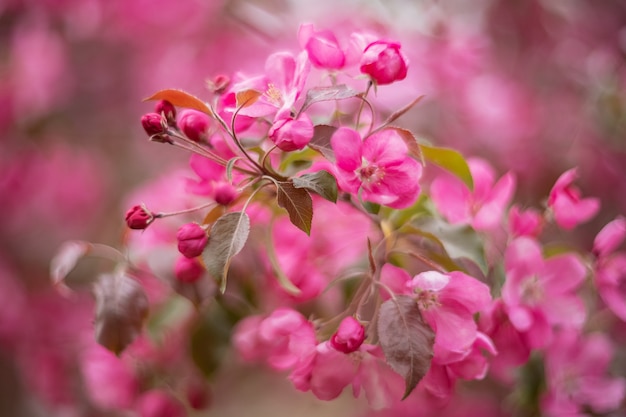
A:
[414,290,440,310]
[520,275,543,305]
[358,162,384,185]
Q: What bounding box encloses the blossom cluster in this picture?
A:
[47,21,626,417]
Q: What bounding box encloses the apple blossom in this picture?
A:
[548,168,600,230]
[360,41,409,85]
[298,23,345,69]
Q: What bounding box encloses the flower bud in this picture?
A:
[207,74,230,95]
[330,316,365,354]
[268,114,314,152]
[178,109,210,143]
[360,41,408,85]
[185,379,212,410]
[176,223,208,258]
[141,113,167,136]
[213,182,237,206]
[135,390,186,417]
[174,256,204,283]
[154,100,176,125]
[298,24,345,69]
[125,205,154,230]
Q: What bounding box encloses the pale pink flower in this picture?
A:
[298,23,345,69]
[380,265,492,364]
[501,237,587,348]
[593,217,626,321]
[331,127,422,209]
[542,329,626,416]
[548,168,600,230]
[430,158,516,232]
[360,41,409,85]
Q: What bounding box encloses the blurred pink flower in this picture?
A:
[593,217,626,320]
[298,23,346,69]
[548,168,600,230]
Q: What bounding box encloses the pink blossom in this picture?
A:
[330,316,366,354]
[548,168,600,230]
[135,390,186,417]
[593,217,626,320]
[501,237,587,348]
[508,205,544,238]
[360,41,409,85]
[331,127,422,209]
[380,265,492,364]
[430,158,516,232]
[298,23,345,69]
[268,113,314,152]
[542,329,626,416]
[174,256,204,283]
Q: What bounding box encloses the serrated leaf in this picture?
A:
[389,127,421,161]
[276,181,313,235]
[236,89,262,108]
[419,144,473,190]
[377,295,435,400]
[202,212,250,293]
[93,272,149,355]
[309,124,337,162]
[301,85,359,113]
[50,240,90,293]
[292,170,338,203]
[144,89,212,115]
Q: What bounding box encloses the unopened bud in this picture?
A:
[185,379,212,410]
[141,113,167,136]
[176,223,208,258]
[125,205,154,230]
[360,40,408,85]
[135,390,186,417]
[174,256,204,283]
[213,182,238,206]
[178,109,210,143]
[155,100,177,125]
[330,316,365,354]
[207,74,230,95]
[268,114,314,152]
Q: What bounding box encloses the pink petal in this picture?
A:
[594,217,626,257]
[425,301,477,361]
[503,237,544,288]
[331,127,362,172]
[430,174,472,225]
[467,158,496,201]
[361,129,408,167]
[473,172,516,231]
[440,271,492,313]
[411,271,450,292]
[380,264,412,299]
[542,253,586,294]
[265,52,296,94]
[541,294,586,327]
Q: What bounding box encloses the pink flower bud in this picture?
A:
[330,316,365,354]
[177,109,210,143]
[125,205,154,230]
[174,256,204,283]
[185,379,212,410]
[213,182,237,206]
[207,74,230,95]
[135,390,186,417]
[360,41,408,85]
[176,223,208,258]
[154,100,176,125]
[268,114,314,152]
[298,24,345,69]
[141,113,167,136]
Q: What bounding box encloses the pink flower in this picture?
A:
[360,41,408,85]
[174,256,204,283]
[176,223,208,258]
[548,168,600,230]
[330,316,366,354]
[268,113,314,152]
[380,265,492,364]
[542,329,625,416]
[135,390,186,417]
[593,217,626,321]
[331,127,422,209]
[508,205,544,238]
[501,237,586,348]
[298,23,345,69]
[430,158,516,232]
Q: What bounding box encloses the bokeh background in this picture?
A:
[1,0,625,416]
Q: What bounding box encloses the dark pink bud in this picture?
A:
[185,379,212,410]
[178,109,210,143]
[141,113,167,136]
[213,182,237,206]
[360,41,408,85]
[330,316,365,354]
[174,256,204,283]
[268,114,314,152]
[155,100,176,125]
[176,223,208,258]
[135,390,186,417]
[207,74,230,95]
[125,205,154,230]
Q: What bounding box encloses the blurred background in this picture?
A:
[0,0,625,416]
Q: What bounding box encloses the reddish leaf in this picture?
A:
[201,212,250,293]
[236,89,262,108]
[388,127,422,161]
[377,295,435,399]
[276,181,313,235]
[309,124,337,162]
[93,272,149,355]
[144,89,212,116]
[292,170,338,203]
[301,85,359,112]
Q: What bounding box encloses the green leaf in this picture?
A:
[378,296,435,400]
[276,181,313,235]
[202,212,250,293]
[93,272,149,355]
[144,89,212,116]
[292,170,338,203]
[146,295,193,344]
[419,144,473,190]
[300,85,359,113]
[309,124,337,162]
[189,304,234,378]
